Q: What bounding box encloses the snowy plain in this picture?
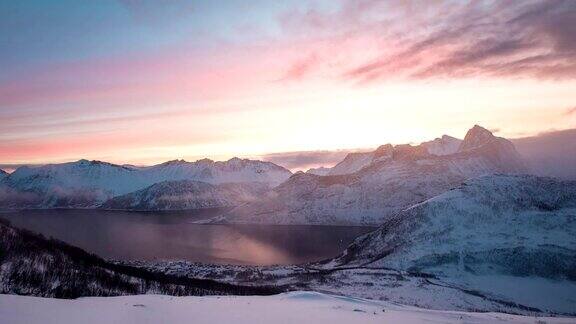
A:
[1,291,573,324]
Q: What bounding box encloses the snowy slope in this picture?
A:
[2,292,573,324]
[329,174,576,313]
[328,151,377,175]
[101,180,269,210]
[131,252,576,315]
[334,174,576,268]
[0,158,291,208]
[220,126,529,225]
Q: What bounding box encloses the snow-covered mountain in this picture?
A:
[327,134,462,176]
[0,160,144,208]
[219,125,529,225]
[101,180,269,210]
[328,126,524,177]
[140,158,291,186]
[329,174,576,313]
[0,125,527,215]
[0,158,291,208]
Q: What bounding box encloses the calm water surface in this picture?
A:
[0,209,375,265]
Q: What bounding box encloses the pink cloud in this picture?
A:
[279,54,319,81]
[275,0,576,83]
[0,40,291,108]
[0,121,229,163]
[565,106,576,116]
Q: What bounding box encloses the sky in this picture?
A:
[1,0,575,169]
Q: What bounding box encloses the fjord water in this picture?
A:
[0,209,374,265]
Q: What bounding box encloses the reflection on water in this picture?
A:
[0,209,375,265]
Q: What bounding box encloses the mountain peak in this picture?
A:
[441,134,458,141]
[195,158,213,164]
[227,157,243,163]
[459,125,496,151]
[74,159,114,167]
[373,144,394,160]
[467,124,494,137]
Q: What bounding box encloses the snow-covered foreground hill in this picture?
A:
[1,292,573,324]
[331,174,576,270]
[323,174,576,313]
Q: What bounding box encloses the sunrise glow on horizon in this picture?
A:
[2,0,575,167]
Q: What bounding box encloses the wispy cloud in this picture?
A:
[565,106,576,116]
[279,54,319,81]
[279,0,576,83]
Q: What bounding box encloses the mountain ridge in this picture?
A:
[0,157,291,209]
[219,125,529,225]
